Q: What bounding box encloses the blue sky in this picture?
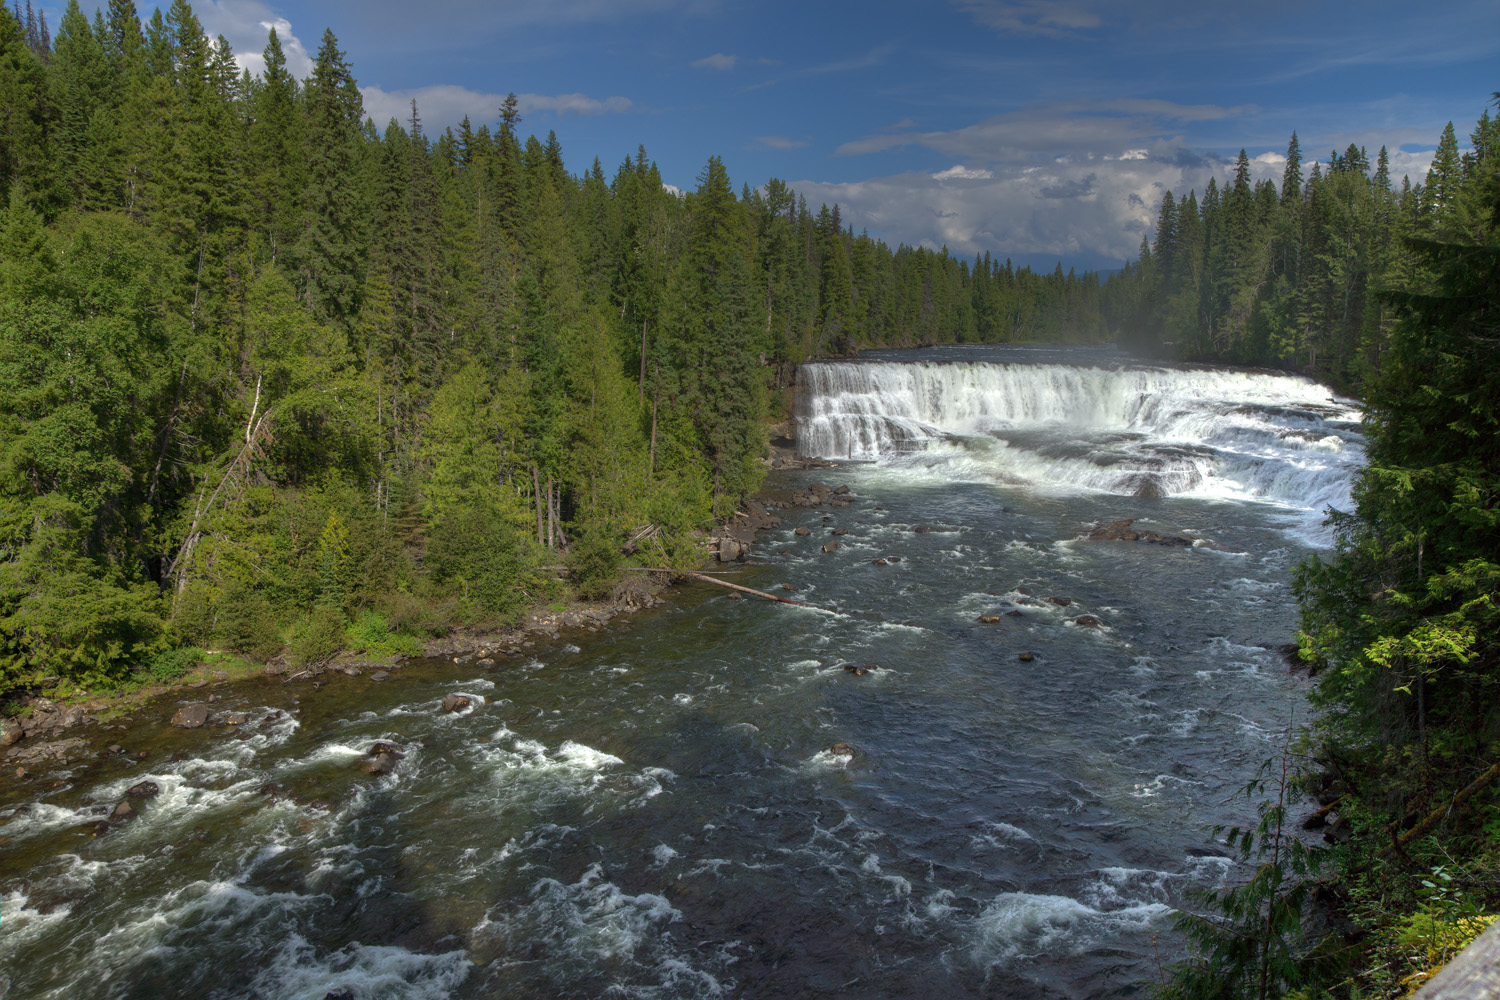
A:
[102,1,1500,269]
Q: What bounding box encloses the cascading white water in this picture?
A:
[796,360,1364,516]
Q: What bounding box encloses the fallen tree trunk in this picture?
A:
[680,570,825,609]
[1380,759,1500,858]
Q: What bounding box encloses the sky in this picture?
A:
[65,0,1500,271]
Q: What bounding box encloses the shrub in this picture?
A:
[145,646,204,683]
[290,604,345,665]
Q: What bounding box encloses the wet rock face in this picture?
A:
[171,704,211,729]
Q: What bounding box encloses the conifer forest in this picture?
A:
[0,3,1498,999]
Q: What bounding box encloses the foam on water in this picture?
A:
[970,891,1171,964]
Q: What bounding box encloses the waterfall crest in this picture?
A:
[795,360,1364,514]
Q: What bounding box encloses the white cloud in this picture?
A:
[754,135,808,150]
[360,85,634,130]
[193,1,314,80]
[932,165,994,180]
[692,53,737,70]
[791,126,1427,265]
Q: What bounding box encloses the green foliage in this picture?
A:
[289,603,344,665]
[344,608,420,657]
[1160,96,1500,1000]
[1161,746,1329,1000]
[146,645,203,682]
[0,0,1117,700]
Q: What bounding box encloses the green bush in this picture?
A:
[568,527,623,601]
[344,608,421,657]
[290,604,346,665]
[145,646,204,682]
[425,507,528,625]
[215,589,285,662]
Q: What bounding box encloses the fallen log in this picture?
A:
[1380,759,1500,858]
[681,570,825,609]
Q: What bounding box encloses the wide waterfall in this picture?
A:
[797,357,1364,522]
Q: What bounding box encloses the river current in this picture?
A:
[0,345,1364,999]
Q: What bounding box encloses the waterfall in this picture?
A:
[795,360,1364,514]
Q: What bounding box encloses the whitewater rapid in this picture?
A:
[797,360,1363,529]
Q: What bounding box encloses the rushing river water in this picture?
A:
[0,345,1364,1000]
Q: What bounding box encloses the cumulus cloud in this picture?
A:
[791,126,1432,266]
[193,1,314,80]
[360,85,634,130]
[692,53,737,70]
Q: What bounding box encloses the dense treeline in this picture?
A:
[0,1,1104,694]
[1162,97,1500,1000]
[1104,113,1499,391]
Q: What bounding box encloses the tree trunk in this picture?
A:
[533,466,544,545]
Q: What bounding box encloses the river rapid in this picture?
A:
[0,345,1364,1000]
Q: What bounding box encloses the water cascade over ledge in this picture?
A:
[797,358,1364,530]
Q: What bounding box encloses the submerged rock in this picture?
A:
[170,704,210,729]
[871,559,888,567]
[977,615,1001,624]
[1018,652,1035,662]
[1073,615,1104,628]
[828,742,856,758]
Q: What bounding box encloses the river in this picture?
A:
[0,345,1364,1000]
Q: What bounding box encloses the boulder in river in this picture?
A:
[821,540,840,554]
[841,664,872,677]
[369,670,390,682]
[127,782,160,799]
[221,713,248,726]
[794,526,812,537]
[171,704,211,729]
[977,615,1001,624]
[1048,596,1072,607]
[440,694,472,714]
[110,800,135,822]
[886,555,901,563]
[364,753,400,777]
[1073,615,1104,628]
[324,989,356,1000]
[828,742,856,758]
[1083,518,1193,547]
[1018,652,1035,662]
[1,718,22,747]
[871,559,888,567]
